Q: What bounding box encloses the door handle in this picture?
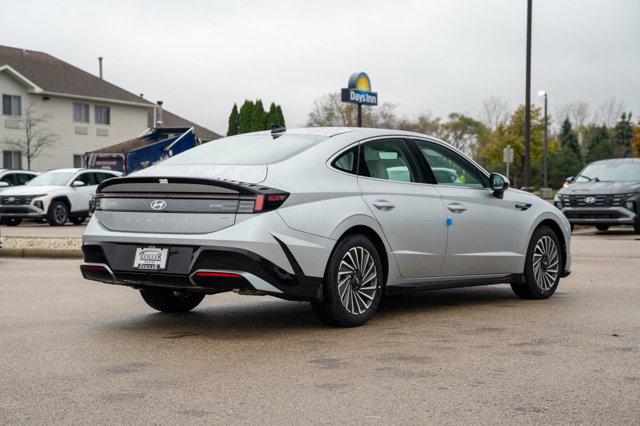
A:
[447,202,467,213]
[372,200,395,211]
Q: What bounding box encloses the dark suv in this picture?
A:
[554,158,640,233]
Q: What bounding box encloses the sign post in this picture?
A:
[341,72,377,127]
[503,145,514,181]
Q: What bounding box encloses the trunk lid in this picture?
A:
[93,172,286,234]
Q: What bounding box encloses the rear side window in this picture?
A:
[331,147,358,174]
[1,173,16,186]
[163,134,328,165]
[360,139,419,183]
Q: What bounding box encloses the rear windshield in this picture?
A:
[162,133,328,165]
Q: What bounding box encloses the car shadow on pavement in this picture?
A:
[99,285,525,340]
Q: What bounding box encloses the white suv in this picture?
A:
[0,168,121,226]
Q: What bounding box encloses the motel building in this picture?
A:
[0,45,220,171]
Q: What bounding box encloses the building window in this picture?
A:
[2,95,22,116]
[95,106,110,125]
[73,103,90,123]
[73,154,84,168]
[3,150,23,169]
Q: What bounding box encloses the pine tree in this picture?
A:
[266,102,279,128]
[612,112,634,157]
[238,100,254,134]
[251,100,266,132]
[632,125,640,158]
[586,125,613,163]
[275,105,285,128]
[549,146,581,189]
[227,103,239,136]
[558,118,581,160]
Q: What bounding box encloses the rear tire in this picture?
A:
[595,224,609,231]
[140,288,205,313]
[511,225,563,300]
[47,201,68,226]
[2,217,22,226]
[70,216,86,225]
[311,235,383,327]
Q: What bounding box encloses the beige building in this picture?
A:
[0,45,220,171]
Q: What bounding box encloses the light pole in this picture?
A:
[523,0,533,189]
[538,90,548,189]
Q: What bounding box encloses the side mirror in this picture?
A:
[490,173,509,199]
[72,180,86,187]
[0,181,9,188]
[565,176,574,184]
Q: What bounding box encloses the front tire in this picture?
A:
[2,217,22,226]
[511,225,563,299]
[47,201,68,226]
[311,235,383,327]
[140,288,205,313]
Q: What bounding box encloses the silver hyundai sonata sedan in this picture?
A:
[81,127,572,326]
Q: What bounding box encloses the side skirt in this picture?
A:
[385,274,523,296]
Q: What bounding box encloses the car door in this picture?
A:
[357,138,447,279]
[411,139,520,276]
[70,172,97,212]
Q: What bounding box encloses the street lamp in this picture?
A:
[538,90,549,190]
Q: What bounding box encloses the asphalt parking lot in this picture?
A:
[1,229,639,424]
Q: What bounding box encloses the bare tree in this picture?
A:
[306,92,400,128]
[3,103,59,170]
[594,97,625,127]
[555,101,591,131]
[480,96,509,130]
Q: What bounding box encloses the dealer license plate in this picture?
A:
[133,247,168,270]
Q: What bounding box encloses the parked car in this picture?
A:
[555,158,640,233]
[80,127,572,326]
[0,169,40,225]
[0,168,121,226]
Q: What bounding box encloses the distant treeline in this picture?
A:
[227,100,285,136]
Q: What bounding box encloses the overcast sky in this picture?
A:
[1,0,638,134]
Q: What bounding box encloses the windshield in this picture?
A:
[574,162,640,182]
[27,171,76,186]
[162,133,328,165]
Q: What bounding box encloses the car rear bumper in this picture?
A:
[560,207,637,225]
[80,242,323,300]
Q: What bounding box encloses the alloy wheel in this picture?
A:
[532,236,559,291]
[54,204,67,224]
[337,246,378,315]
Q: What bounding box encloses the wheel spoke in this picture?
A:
[336,245,378,315]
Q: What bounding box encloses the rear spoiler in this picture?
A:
[97,176,282,197]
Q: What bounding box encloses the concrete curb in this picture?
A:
[0,248,83,259]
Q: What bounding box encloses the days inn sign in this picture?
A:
[341,72,378,106]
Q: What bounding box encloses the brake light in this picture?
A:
[194,271,242,279]
[250,193,289,213]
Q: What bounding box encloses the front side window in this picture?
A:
[360,139,419,183]
[95,106,110,125]
[2,95,22,116]
[3,150,22,169]
[413,140,486,188]
[73,103,90,123]
[74,173,96,186]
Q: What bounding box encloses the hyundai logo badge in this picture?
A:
[150,199,167,210]
[584,196,596,204]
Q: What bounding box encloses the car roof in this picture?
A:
[589,158,640,165]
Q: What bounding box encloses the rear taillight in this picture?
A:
[237,193,289,213]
